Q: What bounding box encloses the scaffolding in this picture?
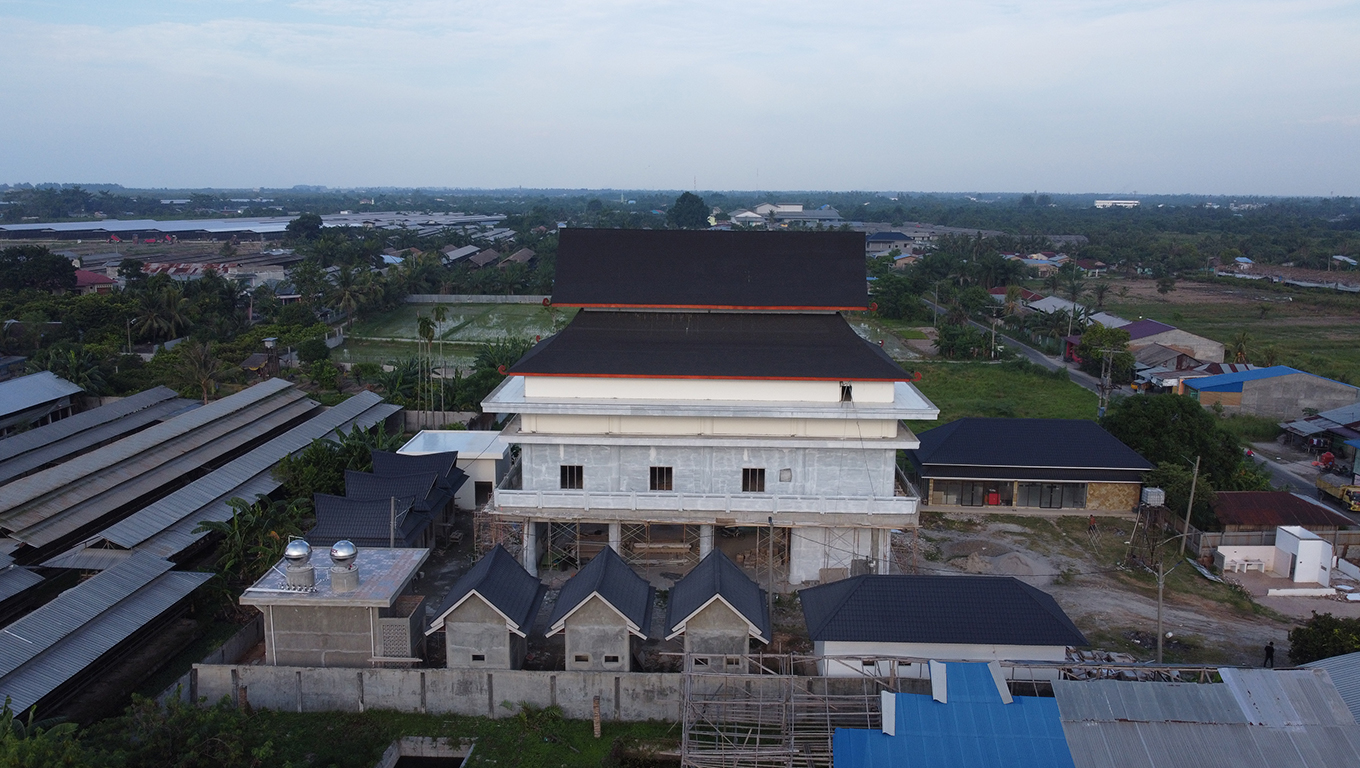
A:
[679,654,1226,768]
[473,508,522,560]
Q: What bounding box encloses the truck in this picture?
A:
[1316,472,1360,513]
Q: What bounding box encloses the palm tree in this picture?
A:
[432,305,448,415]
[1230,332,1252,364]
[1087,281,1111,310]
[29,346,106,394]
[175,340,223,404]
[417,315,436,426]
[1062,266,1088,339]
[134,285,190,341]
[330,266,369,329]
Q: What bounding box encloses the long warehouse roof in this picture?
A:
[0,386,193,487]
[0,552,209,714]
[0,372,84,420]
[44,392,398,567]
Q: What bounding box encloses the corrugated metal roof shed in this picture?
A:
[0,553,208,712]
[1053,671,1360,768]
[1303,652,1360,724]
[44,391,392,566]
[0,563,44,603]
[0,386,178,464]
[1214,491,1355,529]
[0,372,84,420]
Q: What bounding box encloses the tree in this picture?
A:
[1061,264,1087,339]
[1087,281,1111,309]
[1156,276,1176,295]
[1075,325,1135,384]
[1100,394,1245,490]
[83,694,274,768]
[1145,461,1217,529]
[0,698,89,767]
[667,192,709,230]
[329,266,370,329]
[133,285,190,342]
[1230,331,1252,364]
[27,345,106,395]
[285,212,323,242]
[117,258,148,291]
[433,305,448,413]
[0,245,76,293]
[296,336,330,364]
[174,340,223,404]
[1287,612,1360,665]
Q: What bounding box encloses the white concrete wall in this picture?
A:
[456,457,500,510]
[520,443,896,499]
[816,641,1068,679]
[1214,545,1278,573]
[1277,526,1332,586]
[524,377,895,403]
[788,527,889,584]
[521,413,899,439]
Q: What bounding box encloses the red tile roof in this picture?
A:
[73,269,115,287]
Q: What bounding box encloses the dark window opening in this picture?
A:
[694,657,710,667]
[574,654,589,663]
[649,466,673,491]
[560,465,583,490]
[604,655,620,664]
[471,654,485,661]
[742,468,766,493]
[840,383,853,402]
[474,481,494,506]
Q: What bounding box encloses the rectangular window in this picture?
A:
[840,383,853,402]
[471,654,485,662]
[574,654,589,663]
[742,468,766,493]
[649,466,673,491]
[1016,483,1086,509]
[560,465,583,490]
[694,657,710,667]
[604,655,620,664]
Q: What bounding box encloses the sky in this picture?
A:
[1,1,1358,195]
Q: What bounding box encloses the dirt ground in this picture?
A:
[913,511,1360,667]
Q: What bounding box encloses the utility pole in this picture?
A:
[1180,456,1201,557]
[1155,558,1183,664]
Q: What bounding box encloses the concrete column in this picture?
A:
[523,520,538,576]
[699,525,714,558]
[608,522,621,554]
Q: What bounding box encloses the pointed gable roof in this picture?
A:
[425,545,545,637]
[546,547,654,638]
[344,469,444,514]
[371,449,468,494]
[664,550,770,642]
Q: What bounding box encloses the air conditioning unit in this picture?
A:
[1141,487,1166,506]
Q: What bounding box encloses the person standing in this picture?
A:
[1264,641,1275,668]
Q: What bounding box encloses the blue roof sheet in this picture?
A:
[1185,366,1337,393]
[833,663,1075,768]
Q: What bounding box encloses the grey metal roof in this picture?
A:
[43,391,391,566]
[4,385,316,549]
[0,386,179,465]
[0,554,208,713]
[0,379,294,521]
[307,494,425,549]
[0,372,84,420]
[427,545,545,635]
[344,469,441,513]
[665,549,769,642]
[547,546,654,637]
[0,564,44,603]
[1053,671,1360,768]
[1303,652,1360,725]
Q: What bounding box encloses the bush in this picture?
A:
[1287,612,1360,665]
[296,336,329,364]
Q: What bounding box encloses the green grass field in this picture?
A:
[904,361,1098,435]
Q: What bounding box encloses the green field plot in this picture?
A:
[349,302,574,343]
[904,360,1098,435]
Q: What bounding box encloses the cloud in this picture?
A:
[0,1,1356,193]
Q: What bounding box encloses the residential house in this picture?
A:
[343,469,450,523]
[371,449,467,526]
[483,228,938,586]
[1071,258,1107,276]
[727,209,765,227]
[801,574,1088,678]
[73,269,116,294]
[469,249,503,268]
[1028,296,1083,316]
[426,544,545,669]
[306,494,430,549]
[865,231,916,257]
[545,546,654,672]
[664,550,770,666]
[1213,491,1353,534]
[499,248,535,268]
[240,543,429,667]
[442,244,479,265]
[1187,366,1360,419]
[834,661,1076,768]
[399,430,510,510]
[1087,311,1128,328]
[1067,318,1224,365]
[905,418,1152,512]
[987,286,1044,305]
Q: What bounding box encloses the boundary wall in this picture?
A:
[405,295,550,304]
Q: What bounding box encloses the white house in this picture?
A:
[399,430,509,510]
[482,228,939,586]
[800,574,1087,679]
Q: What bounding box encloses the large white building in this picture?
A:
[482,229,938,585]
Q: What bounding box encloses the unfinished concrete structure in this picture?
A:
[482,229,938,586]
[546,546,654,672]
[664,550,770,668]
[239,543,429,668]
[426,545,545,669]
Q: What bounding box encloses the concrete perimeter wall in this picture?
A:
[406,295,550,305]
[193,664,683,722]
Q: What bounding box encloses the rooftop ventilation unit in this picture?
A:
[329,540,360,593]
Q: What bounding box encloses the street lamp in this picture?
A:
[1143,531,1189,664]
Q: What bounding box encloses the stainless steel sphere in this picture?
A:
[283,539,312,564]
[330,540,358,567]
